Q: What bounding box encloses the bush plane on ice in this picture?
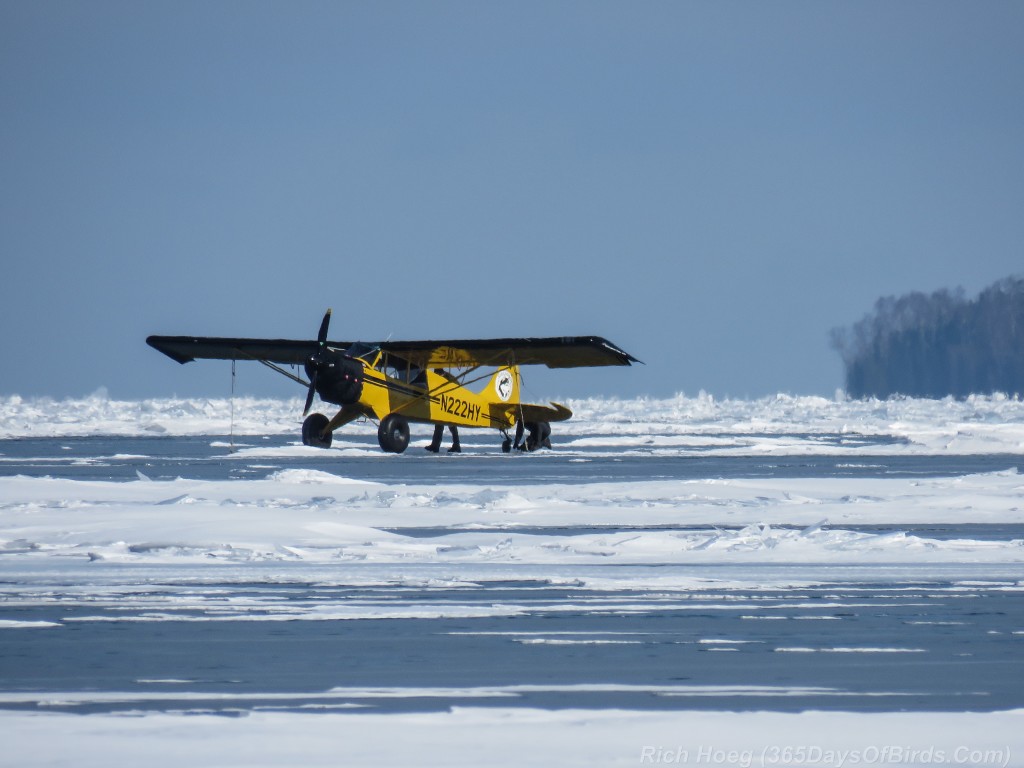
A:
[147,310,639,454]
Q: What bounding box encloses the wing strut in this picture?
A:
[229,359,236,454]
[257,359,309,387]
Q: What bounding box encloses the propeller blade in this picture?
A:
[317,308,332,346]
[303,310,332,417]
[303,372,317,417]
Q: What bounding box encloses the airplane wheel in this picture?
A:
[378,414,410,454]
[302,413,332,449]
[501,438,512,453]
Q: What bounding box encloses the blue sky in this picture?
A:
[2,1,1022,401]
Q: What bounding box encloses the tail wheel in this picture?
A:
[377,413,410,453]
[302,413,332,449]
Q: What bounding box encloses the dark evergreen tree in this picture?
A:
[831,276,1024,399]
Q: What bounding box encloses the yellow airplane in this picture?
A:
[147,310,640,454]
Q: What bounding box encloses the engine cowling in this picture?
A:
[306,352,364,406]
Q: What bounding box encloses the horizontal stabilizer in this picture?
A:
[519,402,573,423]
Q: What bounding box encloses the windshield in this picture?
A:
[344,342,379,360]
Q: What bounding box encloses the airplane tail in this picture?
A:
[486,366,519,405]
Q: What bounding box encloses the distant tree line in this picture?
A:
[830,276,1024,399]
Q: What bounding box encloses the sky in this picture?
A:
[2,1,1022,402]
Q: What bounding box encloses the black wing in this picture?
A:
[146,336,329,365]
[147,335,641,368]
[378,337,641,368]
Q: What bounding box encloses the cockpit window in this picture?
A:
[344,342,379,361]
[379,353,425,386]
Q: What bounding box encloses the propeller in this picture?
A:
[303,308,332,416]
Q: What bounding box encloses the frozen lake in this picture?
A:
[1,395,1022,765]
[2,561,1022,717]
[2,433,1023,484]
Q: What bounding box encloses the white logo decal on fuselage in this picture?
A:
[495,370,514,402]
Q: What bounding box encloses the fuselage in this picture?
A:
[338,347,521,430]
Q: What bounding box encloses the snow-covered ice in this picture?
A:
[3,391,1024,455]
[2,707,1022,768]
[0,468,1022,568]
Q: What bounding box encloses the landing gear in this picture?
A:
[378,413,411,453]
[302,413,332,449]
